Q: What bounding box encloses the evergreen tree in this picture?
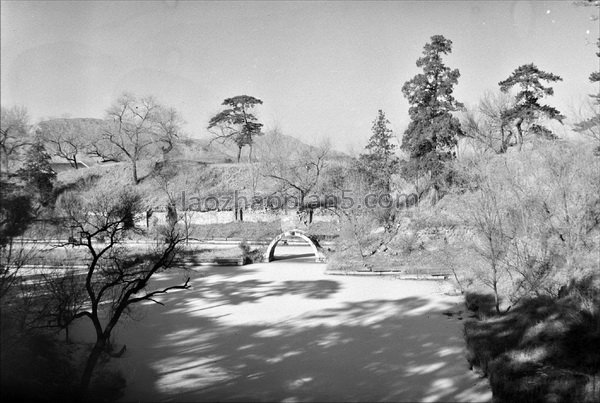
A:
[401,35,463,191]
[207,95,264,163]
[17,142,56,206]
[498,64,564,151]
[359,110,398,192]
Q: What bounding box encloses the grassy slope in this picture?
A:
[52,131,347,243]
[53,130,348,208]
[55,159,280,208]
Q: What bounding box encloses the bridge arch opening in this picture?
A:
[264,229,325,263]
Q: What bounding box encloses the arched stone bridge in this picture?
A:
[264,229,326,263]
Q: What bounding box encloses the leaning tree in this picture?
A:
[207,95,263,163]
[56,187,189,396]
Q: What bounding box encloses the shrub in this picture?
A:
[391,232,422,255]
[455,143,600,306]
[464,281,600,403]
[89,368,126,402]
[0,330,80,402]
[245,246,267,264]
[238,239,251,256]
[464,292,497,317]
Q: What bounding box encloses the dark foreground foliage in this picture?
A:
[0,323,125,403]
[464,276,600,403]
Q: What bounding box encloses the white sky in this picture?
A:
[1,1,598,152]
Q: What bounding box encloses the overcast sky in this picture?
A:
[1,1,598,151]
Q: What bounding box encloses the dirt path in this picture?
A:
[72,246,491,402]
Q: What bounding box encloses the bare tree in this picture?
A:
[573,39,600,152]
[0,176,39,307]
[57,187,189,395]
[322,160,382,271]
[100,93,183,183]
[1,106,32,174]
[247,161,262,199]
[36,119,90,169]
[152,163,201,243]
[155,107,183,161]
[259,130,330,208]
[39,266,87,343]
[336,207,373,271]
[465,177,511,313]
[87,137,123,163]
[460,91,517,154]
[0,238,38,302]
[571,97,600,144]
[502,145,600,296]
[459,142,600,310]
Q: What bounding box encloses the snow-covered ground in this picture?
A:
[72,245,491,402]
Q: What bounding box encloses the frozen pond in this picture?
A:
[72,245,491,402]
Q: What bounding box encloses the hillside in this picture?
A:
[179,132,350,163]
[50,120,351,209]
[36,117,236,165]
[36,118,110,167]
[38,117,349,166]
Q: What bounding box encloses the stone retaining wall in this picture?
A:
[139,208,337,227]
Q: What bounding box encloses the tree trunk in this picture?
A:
[493,286,500,314]
[492,264,500,314]
[248,144,253,163]
[79,338,106,396]
[237,146,242,163]
[351,217,370,271]
[132,160,138,184]
[185,219,190,244]
[499,125,510,153]
[73,154,79,169]
[515,118,524,152]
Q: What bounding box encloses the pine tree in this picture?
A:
[17,142,56,206]
[207,95,263,163]
[359,110,398,192]
[499,64,564,151]
[401,35,463,191]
